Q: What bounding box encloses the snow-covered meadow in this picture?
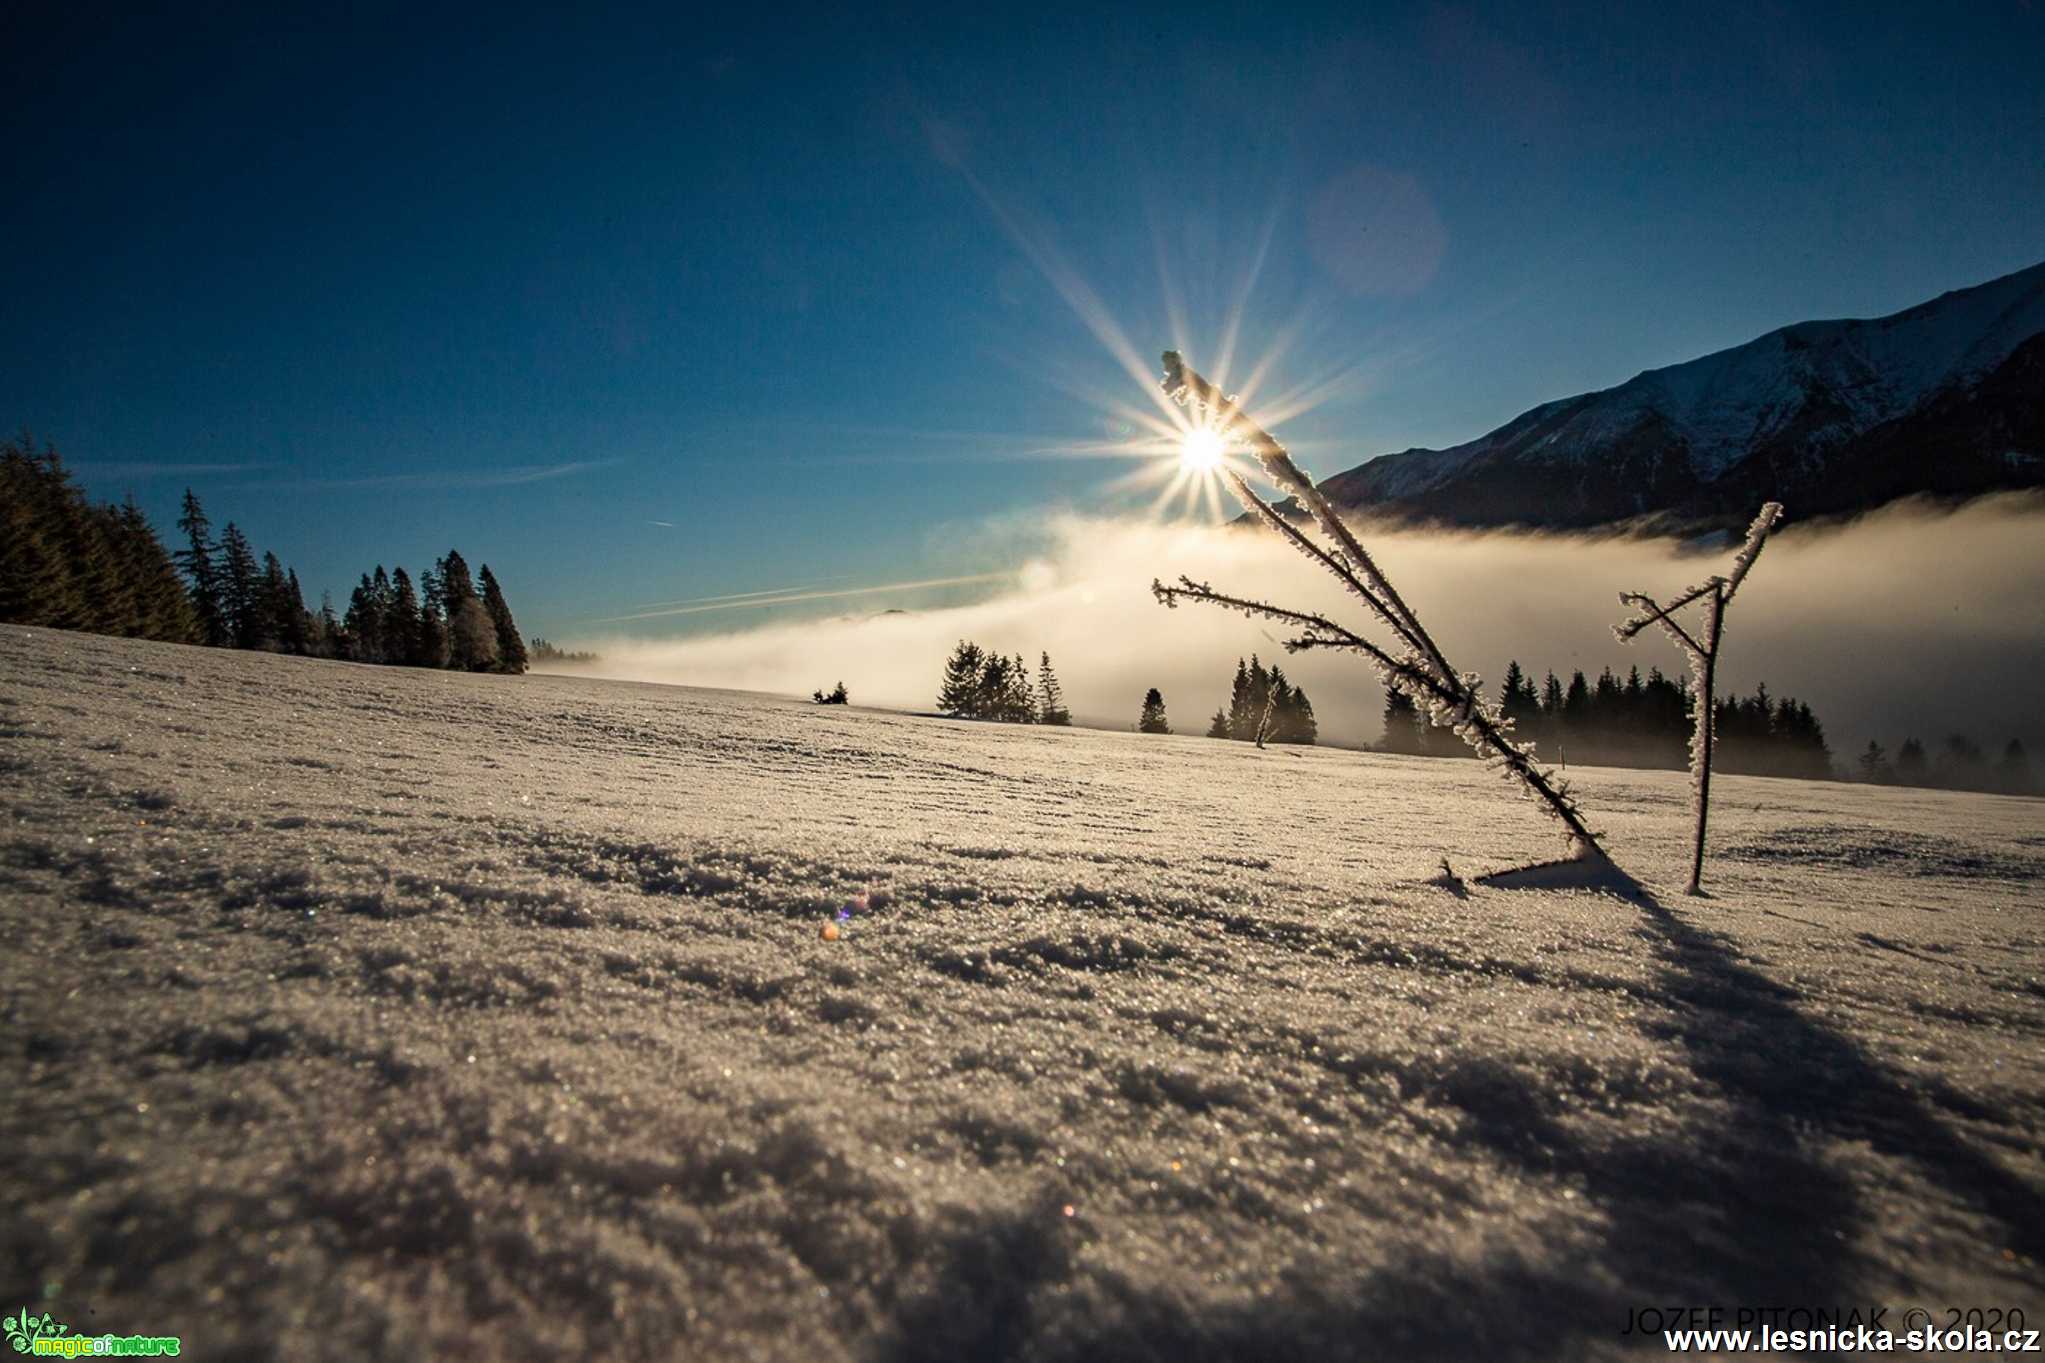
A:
[3,627,2041,1359]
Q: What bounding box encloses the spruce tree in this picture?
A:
[1138,687,1170,734]
[448,594,501,671]
[1286,688,1318,745]
[120,496,197,642]
[415,568,450,668]
[255,551,291,650]
[1037,652,1071,725]
[1857,740,1893,784]
[1380,688,1422,754]
[389,568,424,665]
[345,572,387,663]
[1006,653,1035,722]
[1896,738,1928,786]
[282,569,311,654]
[217,523,260,648]
[1206,707,1230,738]
[937,641,985,717]
[437,550,477,606]
[1226,658,1253,739]
[478,565,528,673]
[1245,656,1271,735]
[173,488,224,644]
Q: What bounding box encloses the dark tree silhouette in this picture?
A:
[174,489,225,645]
[0,439,195,642]
[479,565,528,674]
[937,641,986,717]
[216,523,260,649]
[1896,738,1928,784]
[1138,687,1170,734]
[1037,652,1071,726]
[1999,740,2036,796]
[1380,687,1422,754]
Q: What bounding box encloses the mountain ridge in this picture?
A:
[1307,261,2045,529]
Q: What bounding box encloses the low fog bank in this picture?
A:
[552,493,2045,762]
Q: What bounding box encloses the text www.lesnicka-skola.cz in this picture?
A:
[1627,1305,2037,1355]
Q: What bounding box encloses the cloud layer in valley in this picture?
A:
[555,494,2045,760]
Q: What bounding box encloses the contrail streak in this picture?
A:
[592,571,1014,623]
[630,579,856,611]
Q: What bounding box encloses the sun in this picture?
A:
[1179,426,1226,474]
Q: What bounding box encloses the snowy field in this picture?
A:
[3,626,2042,1360]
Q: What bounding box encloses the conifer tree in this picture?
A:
[478,565,528,674]
[217,523,260,649]
[389,568,424,665]
[448,594,501,671]
[1380,687,1422,754]
[437,550,477,607]
[254,551,290,650]
[977,651,1013,719]
[173,488,224,643]
[1498,661,1539,730]
[937,641,986,717]
[1857,740,1894,784]
[1138,687,1170,734]
[1896,738,1928,785]
[118,496,198,642]
[1037,652,1071,725]
[1226,658,1254,739]
[1007,653,1035,722]
[1206,707,1230,738]
[415,568,450,668]
[345,571,387,663]
[281,569,311,654]
[1285,688,1318,744]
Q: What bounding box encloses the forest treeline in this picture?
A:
[1,436,527,673]
[1376,658,2034,794]
[1383,660,1831,779]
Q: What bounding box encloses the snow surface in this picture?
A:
[3,628,2042,1360]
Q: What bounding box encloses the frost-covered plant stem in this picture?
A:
[1616,503,1782,895]
[1152,352,1608,865]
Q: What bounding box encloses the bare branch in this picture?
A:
[1614,504,1783,893]
[1615,591,1706,657]
[1721,501,1784,606]
[1615,579,1717,641]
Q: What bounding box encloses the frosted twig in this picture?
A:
[1614,502,1784,894]
[1152,353,1609,864]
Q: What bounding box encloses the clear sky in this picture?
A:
[8,2,2042,642]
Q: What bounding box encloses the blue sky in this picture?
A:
[8,2,2042,641]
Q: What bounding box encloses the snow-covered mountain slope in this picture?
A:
[1318,261,2045,527]
[4,628,2041,1360]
